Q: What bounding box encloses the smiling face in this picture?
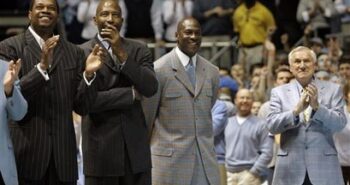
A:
[175,18,202,57]
[94,0,123,35]
[28,0,58,33]
[289,47,317,86]
[235,89,253,117]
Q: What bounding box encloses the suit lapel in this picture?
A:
[194,56,206,98]
[287,80,302,117]
[49,38,64,73]
[171,50,195,95]
[24,30,41,67]
[95,37,120,73]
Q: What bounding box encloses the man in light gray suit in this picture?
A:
[143,17,220,185]
[0,58,27,185]
[267,46,347,185]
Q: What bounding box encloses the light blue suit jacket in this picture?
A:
[0,60,27,185]
[267,79,346,185]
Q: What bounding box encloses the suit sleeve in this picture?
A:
[311,84,346,133]
[141,71,162,136]
[266,88,300,134]
[0,40,48,101]
[120,45,158,98]
[89,87,134,113]
[73,47,98,115]
[6,82,28,121]
[212,100,228,136]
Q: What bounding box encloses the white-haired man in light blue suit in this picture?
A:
[0,58,27,185]
[267,46,347,185]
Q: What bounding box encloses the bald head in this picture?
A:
[175,17,202,57]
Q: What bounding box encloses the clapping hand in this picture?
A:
[40,35,59,70]
[85,44,104,78]
[4,59,21,96]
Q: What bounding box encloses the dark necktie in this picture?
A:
[185,58,196,88]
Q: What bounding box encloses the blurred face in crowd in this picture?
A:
[289,47,317,86]
[29,0,58,33]
[94,0,123,36]
[231,64,245,79]
[339,63,350,79]
[235,89,253,117]
[251,101,262,116]
[176,18,202,57]
[275,71,293,86]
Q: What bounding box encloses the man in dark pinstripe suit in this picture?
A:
[0,0,104,184]
[79,0,158,184]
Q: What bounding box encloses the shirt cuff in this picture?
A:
[83,71,96,86]
[36,65,50,81]
[132,87,135,101]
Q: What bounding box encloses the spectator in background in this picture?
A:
[212,100,229,185]
[77,0,99,41]
[162,0,193,42]
[338,55,350,85]
[233,0,276,74]
[251,100,262,116]
[223,89,273,185]
[193,0,236,69]
[334,82,350,185]
[297,0,334,39]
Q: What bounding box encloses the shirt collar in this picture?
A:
[175,47,197,67]
[28,26,46,49]
[97,34,111,50]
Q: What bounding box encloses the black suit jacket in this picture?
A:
[79,37,158,176]
[0,30,97,182]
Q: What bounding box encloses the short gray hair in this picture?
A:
[288,46,317,65]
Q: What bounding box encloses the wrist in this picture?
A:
[84,71,95,79]
[39,62,48,71]
[4,86,13,97]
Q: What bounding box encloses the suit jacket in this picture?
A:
[0,29,97,182]
[142,49,220,185]
[79,37,158,176]
[0,60,27,185]
[267,79,346,185]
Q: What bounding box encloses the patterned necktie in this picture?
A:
[185,58,196,88]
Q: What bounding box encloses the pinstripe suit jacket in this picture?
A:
[267,79,346,185]
[0,29,98,182]
[0,60,27,185]
[79,37,158,176]
[143,49,220,185]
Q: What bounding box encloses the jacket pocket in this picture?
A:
[324,149,337,156]
[151,147,173,157]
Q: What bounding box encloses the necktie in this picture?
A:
[185,58,196,88]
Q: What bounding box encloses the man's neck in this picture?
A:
[31,26,54,41]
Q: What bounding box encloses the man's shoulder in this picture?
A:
[123,38,148,48]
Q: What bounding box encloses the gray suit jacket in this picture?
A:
[143,49,220,185]
[0,60,27,185]
[267,79,346,185]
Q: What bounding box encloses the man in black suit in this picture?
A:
[0,0,104,184]
[79,0,158,185]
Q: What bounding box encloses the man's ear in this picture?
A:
[28,11,32,22]
[93,16,97,26]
